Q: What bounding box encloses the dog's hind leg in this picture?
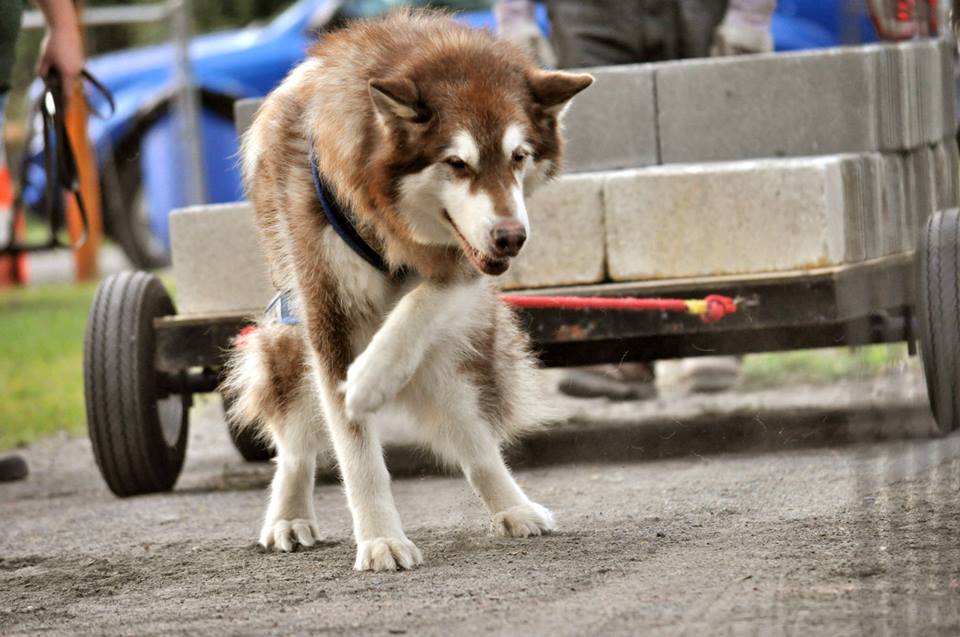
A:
[405,363,555,538]
[259,395,325,552]
[223,323,325,552]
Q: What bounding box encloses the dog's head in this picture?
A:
[368,42,592,276]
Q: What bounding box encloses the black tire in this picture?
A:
[221,395,275,462]
[84,271,189,496]
[917,208,960,435]
[102,148,171,270]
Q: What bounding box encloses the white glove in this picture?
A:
[711,0,776,56]
[495,0,558,67]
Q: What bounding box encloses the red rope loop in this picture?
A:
[702,294,739,323]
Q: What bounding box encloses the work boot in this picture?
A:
[682,356,742,393]
[558,362,658,401]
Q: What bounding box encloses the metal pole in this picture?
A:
[169,0,206,206]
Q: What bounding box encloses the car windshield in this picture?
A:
[340,0,494,18]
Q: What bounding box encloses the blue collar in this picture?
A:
[309,150,392,274]
[267,153,406,326]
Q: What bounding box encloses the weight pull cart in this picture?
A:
[81,35,960,496]
[82,212,959,497]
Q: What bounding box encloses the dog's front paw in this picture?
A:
[259,517,322,553]
[340,347,407,420]
[492,502,556,538]
[354,536,423,572]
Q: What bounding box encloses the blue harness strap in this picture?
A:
[309,150,391,274]
[265,152,404,326]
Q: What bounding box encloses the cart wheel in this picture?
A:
[84,271,189,496]
[221,395,275,462]
[917,208,960,435]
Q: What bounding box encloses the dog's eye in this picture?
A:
[512,150,528,165]
[445,157,469,171]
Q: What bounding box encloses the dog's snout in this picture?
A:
[491,220,526,257]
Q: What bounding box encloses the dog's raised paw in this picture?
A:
[341,347,407,420]
[493,502,555,538]
[354,536,423,572]
[259,518,322,553]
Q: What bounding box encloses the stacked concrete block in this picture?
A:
[932,139,960,211]
[203,39,956,292]
[874,40,946,151]
[233,98,260,140]
[655,47,881,163]
[561,65,658,173]
[653,40,948,164]
[601,140,958,281]
[501,173,606,289]
[906,147,935,247]
[940,39,957,140]
[879,152,908,256]
[170,203,274,316]
[603,157,853,281]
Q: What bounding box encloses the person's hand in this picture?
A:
[711,0,776,56]
[34,0,85,100]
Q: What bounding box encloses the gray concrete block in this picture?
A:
[879,152,908,255]
[655,47,880,163]
[562,65,658,173]
[932,143,950,211]
[940,38,956,141]
[170,203,275,315]
[940,138,960,209]
[603,157,853,281]
[656,41,947,162]
[910,40,943,148]
[234,98,263,139]
[501,174,606,289]
[903,148,935,248]
[858,153,889,259]
[871,40,945,151]
[838,155,868,261]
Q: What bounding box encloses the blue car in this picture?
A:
[25,0,876,268]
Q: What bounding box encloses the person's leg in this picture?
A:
[678,0,729,58]
[546,0,649,68]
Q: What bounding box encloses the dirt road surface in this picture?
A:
[2,391,959,636]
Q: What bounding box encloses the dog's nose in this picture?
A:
[491,220,526,257]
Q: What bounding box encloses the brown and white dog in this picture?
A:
[224,10,592,572]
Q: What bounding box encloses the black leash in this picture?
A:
[1,69,114,255]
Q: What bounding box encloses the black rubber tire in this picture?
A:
[917,208,960,435]
[84,271,188,496]
[103,149,171,270]
[221,395,275,462]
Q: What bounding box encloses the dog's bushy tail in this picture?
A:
[221,320,313,445]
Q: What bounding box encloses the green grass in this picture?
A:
[0,282,96,449]
[740,343,915,390]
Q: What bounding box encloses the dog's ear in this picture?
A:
[527,70,594,116]
[369,77,429,124]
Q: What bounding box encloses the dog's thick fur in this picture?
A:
[223,10,592,571]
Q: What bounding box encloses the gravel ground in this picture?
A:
[2,385,959,636]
